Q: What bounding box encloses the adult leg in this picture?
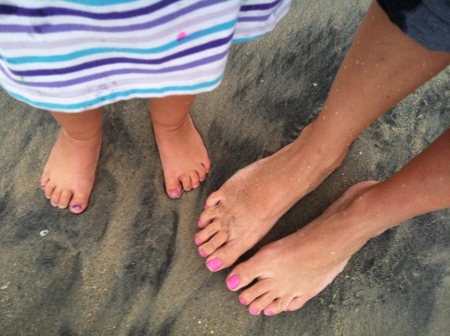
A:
[229,127,450,315]
[195,0,450,271]
[41,108,102,214]
[149,95,211,198]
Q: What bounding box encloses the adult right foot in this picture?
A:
[195,123,348,271]
[40,129,101,214]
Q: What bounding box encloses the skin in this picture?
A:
[41,94,210,213]
[195,0,450,315]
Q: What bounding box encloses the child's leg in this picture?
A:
[149,95,211,198]
[41,108,102,214]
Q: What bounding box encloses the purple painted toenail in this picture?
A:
[194,237,201,245]
[265,311,273,316]
[239,298,247,305]
[199,249,206,257]
[71,204,82,210]
[206,258,222,272]
[227,275,240,290]
[251,309,259,316]
[170,190,179,197]
[197,220,202,227]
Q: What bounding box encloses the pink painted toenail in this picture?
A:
[170,190,179,197]
[71,204,82,210]
[197,220,202,227]
[193,184,199,188]
[204,204,209,209]
[194,237,201,245]
[239,298,246,305]
[251,309,259,315]
[199,249,206,257]
[284,308,289,312]
[206,258,222,272]
[227,275,240,290]
[265,311,273,316]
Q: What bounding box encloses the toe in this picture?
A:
[202,159,211,175]
[248,291,278,316]
[204,190,222,208]
[58,190,72,209]
[40,173,50,189]
[263,295,294,316]
[285,296,309,312]
[69,191,89,214]
[190,171,200,189]
[195,220,222,244]
[227,260,261,291]
[199,230,228,257]
[198,206,221,227]
[209,240,251,270]
[239,279,271,303]
[165,174,182,198]
[44,182,56,200]
[180,174,192,191]
[50,189,62,207]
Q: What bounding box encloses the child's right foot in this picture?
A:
[153,115,211,199]
[40,129,101,214]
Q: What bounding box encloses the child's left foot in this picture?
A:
[153,116,210,198]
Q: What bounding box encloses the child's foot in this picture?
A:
[40,129,101,214]
[153,115,211,198]
[195,124,347,270]
[226,181,378,316]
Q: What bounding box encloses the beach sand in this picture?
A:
[1,0,450,335]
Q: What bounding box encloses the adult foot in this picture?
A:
[40,129,101,214]
[227,181,379,316]
[153,115,210,198]
[195,124,347,270]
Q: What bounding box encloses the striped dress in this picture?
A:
[0,0,291,113]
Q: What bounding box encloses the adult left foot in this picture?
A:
[153,115,211,198]
[226,181,379,316]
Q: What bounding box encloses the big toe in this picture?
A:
[69,192,90,214]
[164,174,182,199]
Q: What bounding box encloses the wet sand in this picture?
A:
[1,0,450,335]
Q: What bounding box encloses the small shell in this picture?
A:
[40,230,49,237]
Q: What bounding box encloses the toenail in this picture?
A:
[45,195,51,199]
[284,308,289,312]
[199,249,206,257]
[71,204,82,210]
[170,190,180,197]
[206,258,222,272]
[193,184,199,189]
[239,298,246,305]
[265,311,273,316]
[194,237,201,245]
[250,309,259,316]
[204,204,209,209]
[227,275,240,290]
[197,220,202,227]
[58,204,67,209]
[51,202,57,207]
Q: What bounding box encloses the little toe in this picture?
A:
[199,230,228,256]
[50,189,62,207]
[248,291,278,316]
[69,192,89,214]
[204,190,222,208]
[284,296,308,312]
[263,295,294,316]
[58,190,73,209]
[180,174,192,191]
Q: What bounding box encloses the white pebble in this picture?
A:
[40,230,49,237]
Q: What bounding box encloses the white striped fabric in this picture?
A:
[0,0,290,112]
